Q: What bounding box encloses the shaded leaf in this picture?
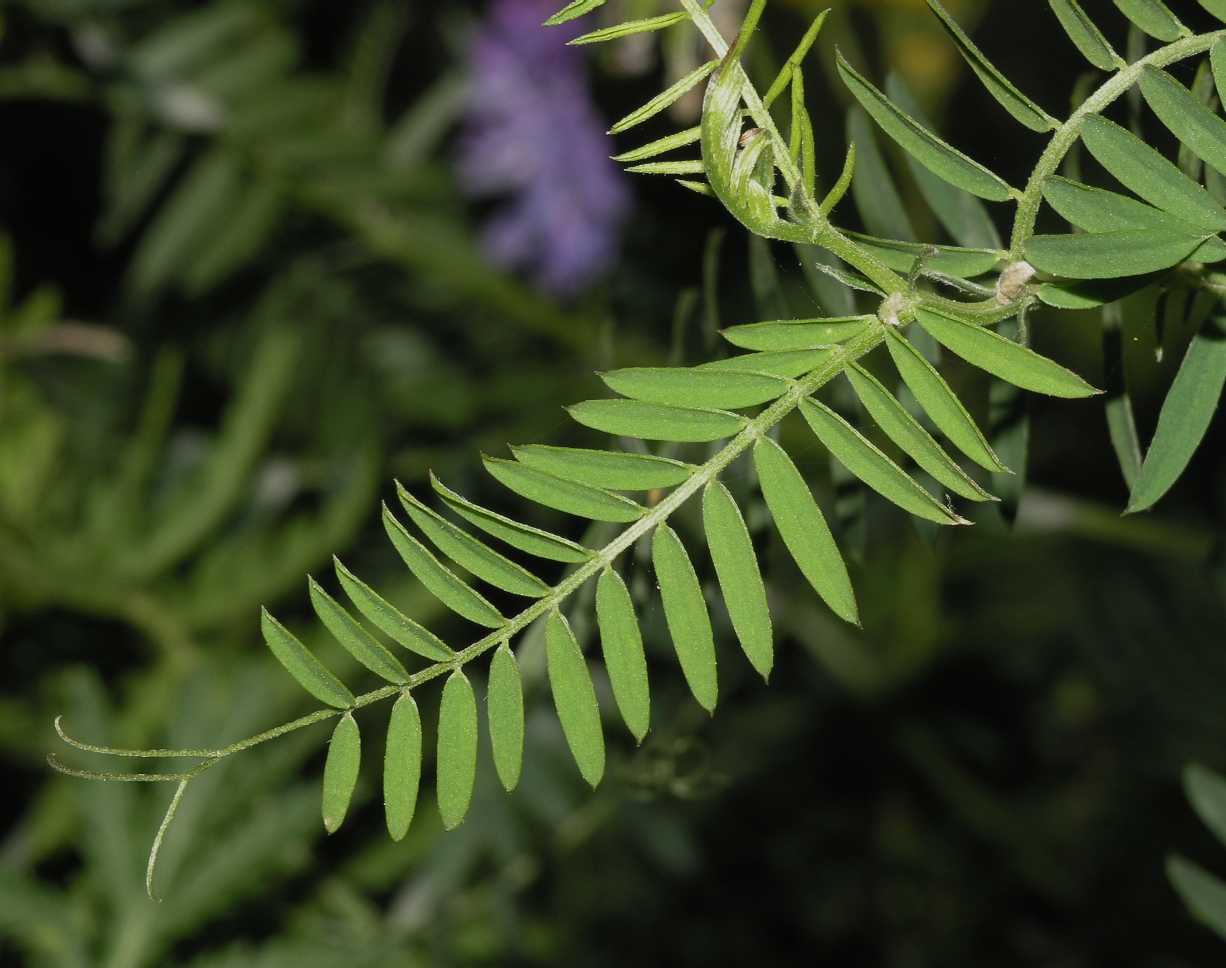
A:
[1141,66,1226,178]
[1168,856,1226,941]
[1111,0,1184,41]
[699,348,833,378]
[1049,0,1123,70]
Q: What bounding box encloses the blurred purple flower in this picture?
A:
[459,0,631,296]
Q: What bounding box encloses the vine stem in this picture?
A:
[53,326,889,769]
[1009,28,1226,257]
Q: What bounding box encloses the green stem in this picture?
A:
[1009,29,1226,257]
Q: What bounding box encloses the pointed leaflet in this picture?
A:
[845,233,1003,278]
[436,671,478,830]
[916,308,1100,398]
[397,484,548,598]
[927,0,1057,132]
[334,557,455,663]
[1168,856,1226,941]
[1049,0,1123,71]
[1202,1,1226,24]
[614,127,702,165]
[545,610,605,787]
[799,399,969,525]
[884,328,1006,471]
[626,160,706,176]
[1140,67,1226,178]
[260,608,354,708]
[722,316,873,351]
[1026,228,1208,279]
[702,482,773,680]
[430,474,591,564]
[836,51,1013,202]
[487,643,524,792]
[752,437,858,625]
[845,363,994,502]
[544,0,605,26]
[652,524,719,711]
[383,505,505,627]
[1111,0,1184,41]
[600,366,788,410]
[512,445,691,491]
[483,456,644,522]
[594,568,650,742]
[569,11,685,46]
[1126,315,1226,512]
[568,399,746,442]
[384,691,422,841]
[309,579,409,685]
[610,60,718,134]
[848,106,916,241]
[1080,115,1226,234]
[763,9,830,107]
[322,713,360,834]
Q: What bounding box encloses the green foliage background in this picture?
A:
[2,0,1226,964]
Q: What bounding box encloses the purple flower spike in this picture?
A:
[459,0,631,296]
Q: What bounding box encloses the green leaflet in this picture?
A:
[721,316,873,351]
[1140,67,1226,178]
[334,557,456,663]
[752,437,858,625]
[1202,0,1226,24]
[569,11,686,45]
[397,484,548,598]
[487,643,524,792]
[1040,176,1226,263]
[1026,228,1208,279]
[430,474,592,564]
[601,366,788,410]
[625,160,706,176]
[613,126,701,164]
[321,713,360,834]
[652,524,719,712]
[1080,115,1226,234]
[1169,856,1226,940]
[544,0,605,25]
[846,363,994,502]
[1049,0,1123,70]
[916,308,1101,398]
[799,399,968,525]
[568,399,747,442]
[702,482,773,680]
[260,608,354,709]
[483,456,645,522]
[884,327,1006,471]
[845,233,1004,278]
[383,505,506,628]
[927,0,1057,132]
[1111,0,1184,41]
[437,671,478,830]
[594,568,651,742]
[1038,275,1159,310]
[699,348,833,378]
[512,445,691,491]
[545,610,605,787]
[610,60,718,134]
[1214,40,1226,122]
[309,578,409,685]
[762,9,829,107]
[384,691,422,842]
[836,51,1013,202]
[1188,764,1226,846]
[1126,316,1226,512]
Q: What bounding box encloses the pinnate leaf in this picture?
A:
[1111,0,1184,41]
